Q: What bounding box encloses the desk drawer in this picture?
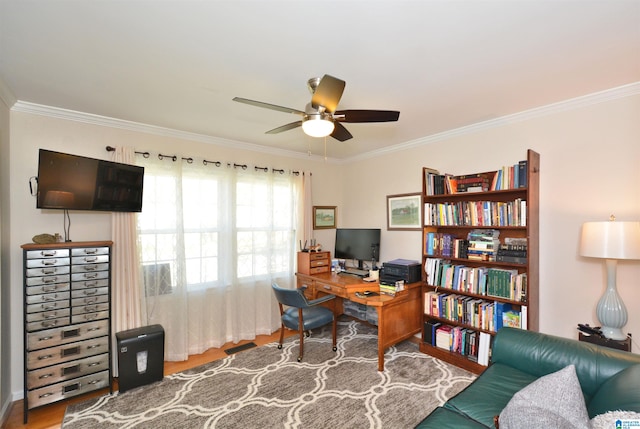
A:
[315,281,345,297]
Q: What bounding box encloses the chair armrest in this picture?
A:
[307,294,336,306]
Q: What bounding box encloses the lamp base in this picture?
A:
[599,326,627,341]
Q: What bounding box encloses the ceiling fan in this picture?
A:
[233,74,400,141]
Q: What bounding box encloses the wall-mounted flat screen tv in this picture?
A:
[37,149,144,212]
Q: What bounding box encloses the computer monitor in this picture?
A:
[334,228,381,271]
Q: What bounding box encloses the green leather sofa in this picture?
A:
[416,327,640,428]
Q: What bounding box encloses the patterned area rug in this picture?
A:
[63,318,475,428]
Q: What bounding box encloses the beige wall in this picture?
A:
[4,88,640,401]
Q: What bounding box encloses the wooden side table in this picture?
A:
[578,332,631,352]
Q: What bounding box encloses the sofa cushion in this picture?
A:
[443,362,537,427]
[414,406,490,429]
[498,365,590,429]
[587,364,640,417]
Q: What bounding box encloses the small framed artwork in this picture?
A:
[387,193,422,230]
[313,206,337,229]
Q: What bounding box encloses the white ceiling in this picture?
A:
[1,1,639,160]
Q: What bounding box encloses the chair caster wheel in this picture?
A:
[277,344,283,349]
[305,331,311,338]
[297,356,302,362]
[332,346,337,352]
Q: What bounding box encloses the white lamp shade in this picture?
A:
[579,221,640,260]
[302,115,335,138]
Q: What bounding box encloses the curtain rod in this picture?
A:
[105,146,302,175]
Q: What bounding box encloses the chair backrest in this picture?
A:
[272,283,309,308]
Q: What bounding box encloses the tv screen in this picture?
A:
[37,149,144,212]
[334,228,381,268]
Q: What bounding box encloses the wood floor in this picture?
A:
[3,330,294,429]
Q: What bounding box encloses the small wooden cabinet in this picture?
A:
[297,251,331,275]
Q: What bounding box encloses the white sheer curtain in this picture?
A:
[137,155,303,361]
[110,146,146,374]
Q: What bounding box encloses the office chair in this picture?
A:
[271,283,337,362]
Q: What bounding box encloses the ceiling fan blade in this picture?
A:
[265,121,302,134]
[334,110,400,123]
[311,75,345,114]
[233,97,305,116]
[331,122,353,142]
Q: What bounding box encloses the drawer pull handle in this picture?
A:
[38,354,54,360]
[42,259,57,266]
[84,305,97,312]
[38,336,54,342]
[42,320,58,328]
[42,295,57,302]
[323,285,331,290]
[41,268,56,275]
[83,289,98,296]
[39,392,54,399]
[38,373,53,379]
[41,250,57,257]
[87,327,101,332]
[41,304,55,310]
[42,286,56,293]
[83,281,98,288]
[83,273,98,279]
[87,344,101,350]
[84,257,98,263]
[85,314,98,320]
[87,379,100,385]
[42,277,58,284]
[83,249,98,254]
[43,312,58,319]
[84,298,97,304]
[83,265,98,271]
[88,362,100,367]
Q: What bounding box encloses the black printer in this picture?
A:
[380,259,421,284]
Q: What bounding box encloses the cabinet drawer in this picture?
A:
[25,291,70,305]
[71,263,109,274]
[308,252,330,261]
[26,249,70,260]
[27,336,109,370]
[27,370,109,409]
[26,265,71,278]
[72,302,109,316]
[72,278,109,290]
[72,294,109,307]
[27,319,109,351]
[26,274,71,287]
[310,259,329,268]
[71,247,110,257]
[27,353,109,389]
[72,254,109,265]
[71,286,109,299]
[27,316,71,332]
[27,300,70,315]
[309,266,330,274]
[26,257,71,269]
[315,281,345,296]
[26,282,70,296]
[26,308,71,323]
[72,310,109,324]
[71,271,109,282]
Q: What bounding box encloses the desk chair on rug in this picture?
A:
[271,283,337,362]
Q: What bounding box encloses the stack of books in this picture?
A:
[496,237,528,264]
[467,229,500,261]
[379,280,404,296]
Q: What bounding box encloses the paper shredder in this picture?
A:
[116,324,165,393]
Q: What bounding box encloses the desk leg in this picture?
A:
[377,307,385,371]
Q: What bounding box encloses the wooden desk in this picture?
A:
[296,272,422,371]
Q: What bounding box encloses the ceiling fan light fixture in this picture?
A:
[302,114,335,138]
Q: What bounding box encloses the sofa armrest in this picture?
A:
[491,328,640,398]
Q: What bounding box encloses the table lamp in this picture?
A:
[579,216,640,340]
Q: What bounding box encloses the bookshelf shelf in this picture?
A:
[419,149,539,374]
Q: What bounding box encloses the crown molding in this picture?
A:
[343,81,640,163]
[11,81,639,165]
[11,101,330,162]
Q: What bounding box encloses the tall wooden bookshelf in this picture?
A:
[419,149,539,374]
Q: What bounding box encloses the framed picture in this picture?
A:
[387,193,422,230]
[313,206,337,229]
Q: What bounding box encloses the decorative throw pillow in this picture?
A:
[498,365,590,429]
[590,410,640,429]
